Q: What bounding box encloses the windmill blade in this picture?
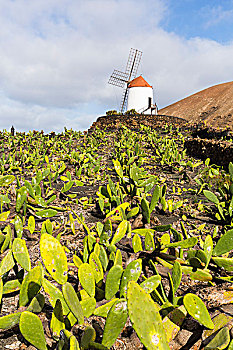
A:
[108,70,129,88]
[120,87,129,113]
[125,48,143,81]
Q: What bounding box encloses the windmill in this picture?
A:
[108,48,143,113]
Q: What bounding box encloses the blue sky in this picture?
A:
[0,0,233,133]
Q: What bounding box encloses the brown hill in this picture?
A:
[159,81,233,129]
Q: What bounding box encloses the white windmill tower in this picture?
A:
[108,48,157,114]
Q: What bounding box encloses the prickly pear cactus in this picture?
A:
[141,198,150,224]
[27,294,45,313]
[80,296,96,318]
[62,282,84,325]
[145,231,155,251]
[0,250,15,277]
[80,326,96,349]
[127,281,170,350]
[213,228,233,256]
[78,263,95,297]
[120,258,142,297]
[0,312,21,330]
[19,311,47,350]
[12,238,31,271]
[70,335,80,349]
[102,299,128,348]
[183,293,214,329]
[40,233,68,284]
[105,265,123,300]
[89,252,103,283]
[28,215,36,235]
[204,327,230,350]
[19,265,43,306]
[111,220,128,245]
[140,275,161,294]
[50,299,65,339]
[0,277,2,304]
[42,278,70,315]
[14,215,23,238]
[132,233,143,253]
[94,298,118,318]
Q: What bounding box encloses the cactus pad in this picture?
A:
[120,258,142,297]
[105,265,123,300]
[78,263,95,297]
[62,282,84,325]
[12,238,31,271]
[19,311,47,350]
[40,233,68,284]
[19,265,42,306]
[127,281,169,349]
[183,293,214,329]
[102,299,128,348]
[0,312,21,330]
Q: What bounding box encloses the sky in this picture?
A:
[0,0,233,133]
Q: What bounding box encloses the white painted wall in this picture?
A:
[127,86,155,114]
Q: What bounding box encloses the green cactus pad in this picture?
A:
[16,186,27,212]
[102,299,128,348]
[183,293,214,329]
[0,174,15,186]
[94,298,118,317]
[19,265,43,306]
[73,255,83,268]
[12,238,31,271]
[78,263,95,297]
[213,228,233,256]
[111,220,128,245]
[89,252,103,283]
[165,237,198,249]
[42,278,69,315]
[81,326,96,349]
[120,258,142,297]
[182,266,212,281]
[0,312,21,330]
[141,198,150,224]
[70,335,80,349]
[162,306,187,342]
[127,281,169,350]
[28,215,36,234]
[40,233,68,284]
[212,257,233,271]
[0,250,15,277]
[172,261,182,293]
[203,313,232,340]
[140,275,161,293]
[19,311,47,350]
[105,265,123,300]
[114,249,122,266]
[204,327,230,350]
[14,215,23,238]
[27,294,45,313]
[99,245,108,271]
[36,208,58,217]
[145,231,155,251]
[80,296,96,318]
[3,279,21,294]
[62,282,84,324]
[50,299,65,339]
[204,235,213,268]
[132,233,143,253]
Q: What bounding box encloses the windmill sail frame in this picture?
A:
[108,48,143,112]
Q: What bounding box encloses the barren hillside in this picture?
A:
[159,81,233,129]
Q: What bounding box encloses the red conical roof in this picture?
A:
[128,75,152,88]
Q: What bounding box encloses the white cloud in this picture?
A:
[0,0,232,132]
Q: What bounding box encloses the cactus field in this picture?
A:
[0,124,233,349]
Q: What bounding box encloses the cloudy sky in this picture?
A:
[0,0,233,133]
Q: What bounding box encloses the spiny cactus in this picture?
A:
[183,293,214,329]
[105,265,123,300]
[19,311,47,350]
[102,299,128,348]
[40,233,68,285]
[12,238,31,271]
[120,258,142,297]
[19,265,43,306]
[62,282,84,325]
[0,312,22,330]
[78,263,95,297]
[127,281,169,350]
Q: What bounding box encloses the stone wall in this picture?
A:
[184,138,233,170]
[88,114,188,133]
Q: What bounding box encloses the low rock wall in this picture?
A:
[88,114,188,132]
[184,138,233,169]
